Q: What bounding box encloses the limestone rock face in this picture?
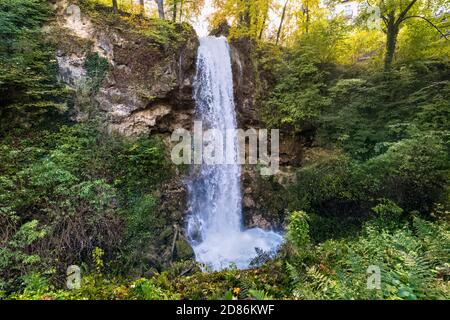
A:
[52,1,199,136]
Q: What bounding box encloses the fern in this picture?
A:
[248,289,273,300]
[286,210,450,299]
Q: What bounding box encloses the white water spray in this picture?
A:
[187,37,283,271]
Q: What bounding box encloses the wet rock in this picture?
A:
[243,195,256,208]
[241,167,288,231]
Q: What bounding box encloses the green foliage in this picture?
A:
[263,50,331,132]
[371,199,404,228]
[286,209,450,299]
[210,0,271,39]
[84,52,109,91]
[274,59,450,244]
[261,18,352,132]
[287,211,310,250]
[116,136,171,198]
[0,220,47,295]
[1,0,449,302]
[363,133,449,212]
[288,154,362,214]
[0,121,173,295]
[398,18,450,62]
[287,132,448,239]
[80,0,193,48]
[248,289,273,300]
[130,278,180,300]
[0,0,66,119]
[93,247,105,275]
[319,61,450,159]
[294,17,349,64]
[140,19,188,46]
[168,260,288,300]
[0,1,184,298]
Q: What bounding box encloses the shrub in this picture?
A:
[0,121,173,294]
[287,211,310,251]
[286,210,450,300]
[263,51,331,132]
[0,220,47,295]
[363,133,449,212]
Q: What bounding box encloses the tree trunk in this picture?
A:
[172,0,177,22]
[179,0,183,21]
[112,0,118,13]
[384,20,399,71]
[382,1,418,71]
[259,6,269,40]
[304,2,310,34]
[139,0,145,15]
[155,0,165,19]
[276,0,289,45]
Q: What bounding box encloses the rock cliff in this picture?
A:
[51,0,199,136]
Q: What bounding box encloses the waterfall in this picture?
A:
[187,36,283,271]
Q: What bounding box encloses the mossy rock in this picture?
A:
[174,239,195,261]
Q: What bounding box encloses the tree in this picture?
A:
[161,0,204,23]
[139,0,145,15]
[302,0,310,34]
[363,0,449,71]
[178,0,204,23]
[211,0,272,38]
[276,0,289,44]
[381,0,418,71]
[258,2,270,39]
[112,0,118,13]
[295,0,323,35]
[155,0,165,19]
[172,0,178,21]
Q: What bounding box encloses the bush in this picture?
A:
[288,154,363,214]
[318,61,450,160]
[0,220,47,296]
[289,133,448,215]
[286,209,450,300]
[263,50,331,132]
[363,133,449,213]
[0,121,173,294]
[287,211,310,251]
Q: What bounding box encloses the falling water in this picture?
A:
[187,36,283,271]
